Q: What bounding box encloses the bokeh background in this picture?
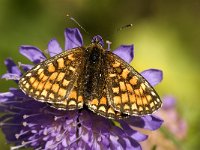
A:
[0,0,199,149]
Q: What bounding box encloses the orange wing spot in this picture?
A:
[123,104,130,110]
[68,100,77,106]
[141,83,146,91]
[112,61,120,67]
[25,83,30,89]
[78,96,83,102]
[48,63,55,73]
[69,66,75,72]
[32,80,39,88]
[142,97,148,105]
[139,87,144,95]
[90,98,99,106]
[29,77,36,84]
[109,74,117,77]
[126,83,133,93]
[113,96,121,105]
[146,95,152,102]
[35,91,40,96]
[39,72,44,80]
[57,72,65,81]
[122,93,129,103]
[119,82,126,91]
[130,76,138,85]
[37,82,45,90]
[68,54,75,61]
[52,84,59,93]
[98,106,106,112]
[57,58,65,69]
[107,107,115,114]
[129,94,136,103]
[121,68,130,79]
[136,96,142,105]
[49,93,55,99]
[131,103,137,110]
[58,88,66,97]
[100,97,107,105]
[41,90,48,97]
[41,75,48,82]
[49,72,58,80]
[63,79,70,87]
[37,68,44,74]
[112,87,119,94]
[69,90,77,99]
[134,89,140,96]
[139,106,143,112]
[44,81,52,90]
[150,102,154,108]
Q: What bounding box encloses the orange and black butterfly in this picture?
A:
[18,37,162,119]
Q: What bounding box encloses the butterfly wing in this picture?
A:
[86,87,128,119]
[19,47,85,110]
[105,51,162,116]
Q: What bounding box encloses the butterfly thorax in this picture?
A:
[80,43,106,102]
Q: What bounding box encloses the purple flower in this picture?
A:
[157,96,187,140]
[0,28,163,150]
[141,95,188,150]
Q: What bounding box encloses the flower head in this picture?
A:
[0,28,163,150]
[141,95,187,150]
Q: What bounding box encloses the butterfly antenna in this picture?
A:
[66,14,91,36]
[117,24,133,31]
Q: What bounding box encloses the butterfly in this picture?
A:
[18,37,162,119]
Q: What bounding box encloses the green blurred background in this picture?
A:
[0,0,199,149]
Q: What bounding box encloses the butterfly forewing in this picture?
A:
[19,47,85,110]
[105,51,162,116]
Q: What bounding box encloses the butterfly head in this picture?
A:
[91,35,104,47]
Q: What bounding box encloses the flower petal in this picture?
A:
[113,45,134,63]
[127,115,163,131]
[18,63,33,72]
[91,35,104,47]
[48,38,63,57]
[4,58,21,76]
[119,120,148,142]
[1,73,20,80]
[141,69,163,86]
[19,46,46,64]
[64,28,83,50]
[162,95,176,110]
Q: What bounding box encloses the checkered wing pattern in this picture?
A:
[86,88,128,119]
[19,48,85,110]
[105,51,162,116]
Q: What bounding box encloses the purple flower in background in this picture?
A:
[0,28,163,150]
[141,96,188,150]
[158,96,187,140]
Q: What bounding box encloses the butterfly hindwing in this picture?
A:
[19,47,85,110]
[86,87,128,119]
[105,51,162,116]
